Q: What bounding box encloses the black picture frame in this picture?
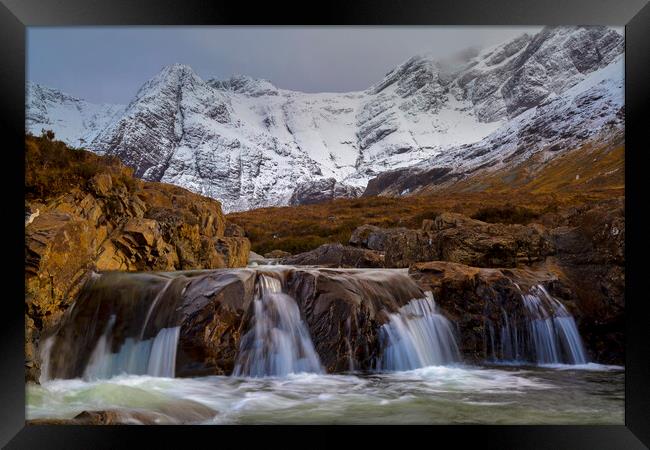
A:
[2,0,649,448]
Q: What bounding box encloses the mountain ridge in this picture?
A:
[26,26,624,212]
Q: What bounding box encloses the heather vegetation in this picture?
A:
[471,205,540,224]
[227,190,615,255]
[25,131,137,201]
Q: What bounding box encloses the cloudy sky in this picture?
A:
[27,26,543,104]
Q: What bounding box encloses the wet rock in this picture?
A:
[177,270,257,376]
[545,197,625,364]
[409,261,571,361]
[285,268,426,372]
[280,243,384,268]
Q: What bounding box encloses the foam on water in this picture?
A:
[27,363,624,425]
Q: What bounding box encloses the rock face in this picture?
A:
[289,178,363,205]
[40,268,428,379]
[280,243,384,268]
[27,27,623,212]
[545,198,625,363]
[25,144,250,382]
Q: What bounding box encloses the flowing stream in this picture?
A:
[233,275,323,377]
[29,266,623,425]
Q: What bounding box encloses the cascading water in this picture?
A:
[233,274,323,377]
[487,284,587,365]
[377,292,460,371]
[522,285,587,364]
[83,313,181,380]
[40,272,187,381]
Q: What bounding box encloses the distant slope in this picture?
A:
[26,26,624,212]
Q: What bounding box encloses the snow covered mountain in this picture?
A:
[27,83,124,148]
[26,26,624,212]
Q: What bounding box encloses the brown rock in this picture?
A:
[215,237,251,268]
[263,249,291,259]
[224,221,246,237]
[409,261,571,361]
[348,224,395,251]
[122,218,159,247]
[286,268,426,372]
[25,159,250,382]
[88,173,113,197]
[280,243,384,268]
[352,213,554,268]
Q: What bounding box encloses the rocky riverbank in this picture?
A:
[278,197,624,364]
[25,134,250,382]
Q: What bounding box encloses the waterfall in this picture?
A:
[487,284,587,365]
[147,327,181,377]
[83,317,181,380]
[377,292,460,371]
[233,274,323,377]
[38,335,56,384]
[522,285,587,364]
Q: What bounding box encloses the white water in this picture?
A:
[521,285,587,365]
[139,277,174,340]
[38,335,56,384]
[83,316,180,380]
[147,327,181,377]
[27,364,624,425]
[491,284,588,365]
[377,292,460,371]
[233,275,323,377]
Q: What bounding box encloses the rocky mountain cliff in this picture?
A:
[27,26,624,212]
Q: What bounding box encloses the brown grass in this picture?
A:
[25,131,136,201]
[228,190,620,254]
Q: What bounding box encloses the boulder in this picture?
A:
[348,224,396,251]
[285,268,426,372]
[263,249,291,259]
[351,213,554,268]
[248,251,265,262]
[408,261,574,361]
[280,243,384,268]
[289,178,363,205]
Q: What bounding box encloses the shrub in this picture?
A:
[471,204,539,224]
[25,131,136,201]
